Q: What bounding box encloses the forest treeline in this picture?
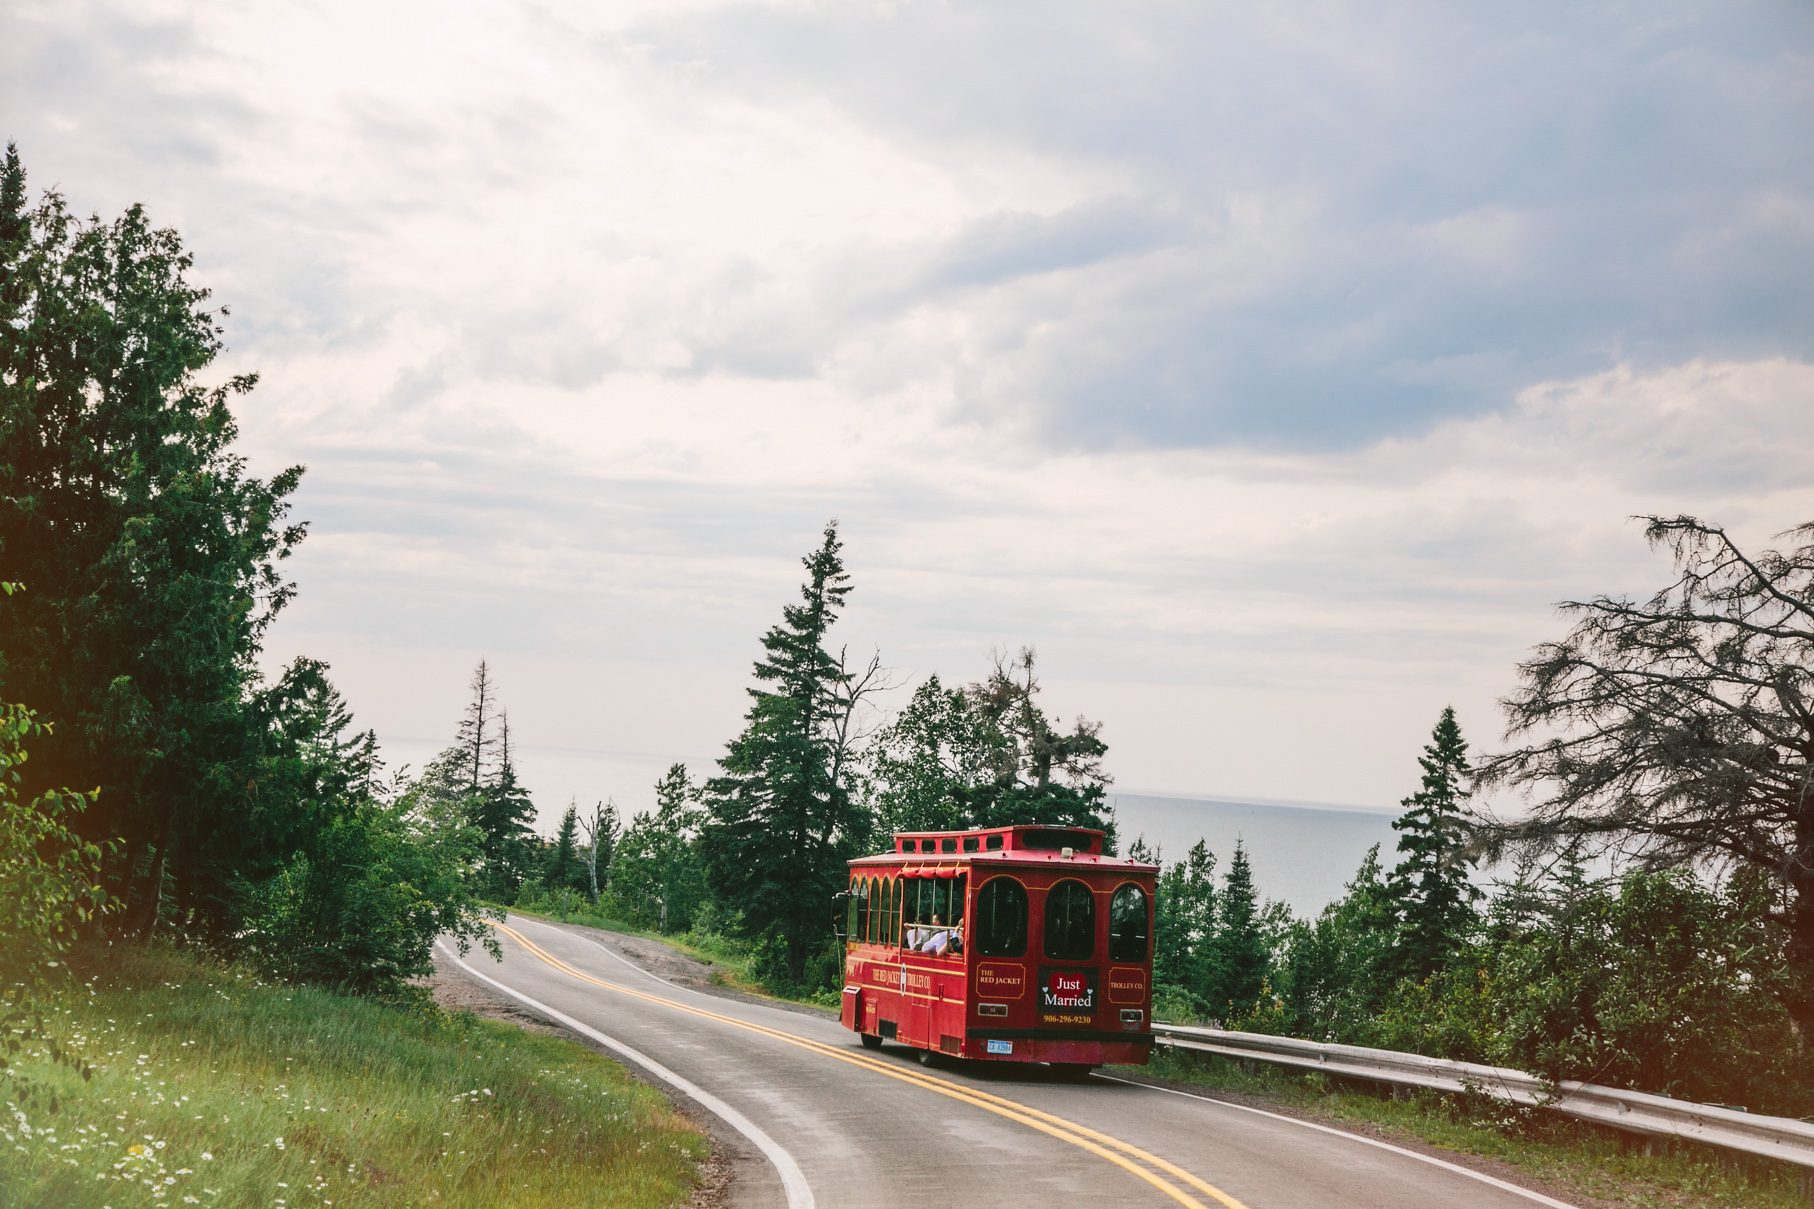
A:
[3,146,1810,1118]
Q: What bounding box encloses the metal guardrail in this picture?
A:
[1151,1023,1814,1171]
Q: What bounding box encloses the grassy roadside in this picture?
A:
[1124,1051,1809,1209]
[1,942,707,1209]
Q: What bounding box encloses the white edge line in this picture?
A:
[1099,1074,1582,1209]
[435,939,816,1209]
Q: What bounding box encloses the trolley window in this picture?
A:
[1044,879,1095,960]
[974,877,1028,958]
[1109,883,1149,961]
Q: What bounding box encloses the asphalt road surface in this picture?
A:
[436,916,1581,1209]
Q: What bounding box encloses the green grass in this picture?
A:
[1,942,707,1208]
[1126,1051,1810,1209]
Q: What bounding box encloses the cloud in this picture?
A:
[6,1,1813,809]
[610,3,1814,450]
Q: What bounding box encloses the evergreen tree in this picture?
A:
[545,798,583,891]
[1153,839,1216,1003]
[1388,706,1480,981]
[472,707,536,899]
[700,524,868,984]
[1205,840,1268,1021]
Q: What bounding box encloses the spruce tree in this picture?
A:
[473,707,536,899]
[1205,840,1269,1021]
[545,799,582,891]
[1153,840,1216,1004]
[701,523,867,984]
[1388,706,1480,982]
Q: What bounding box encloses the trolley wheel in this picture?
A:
[917,1046,938,1067]
[1051,1063,1097,1081]
[859,1032,883,1050]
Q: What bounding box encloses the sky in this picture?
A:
[7,1,1813,833]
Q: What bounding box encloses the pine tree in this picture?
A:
[545,798,582,891]
[701,523,868,984]
[472,707,536,899]
[1388,706,1480,982]
[1153,840,1216,1005]
[1205,840,1269,1021]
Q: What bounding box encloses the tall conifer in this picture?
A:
[1388,706,1480,981]
[1206,840,1269,1019]
[701,523,866,984]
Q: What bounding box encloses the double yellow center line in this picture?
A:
[491,921,1249,1209]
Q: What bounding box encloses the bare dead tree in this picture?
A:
[578,798,618,905]
[826,645,898,797]
[1474,515,1814,1039]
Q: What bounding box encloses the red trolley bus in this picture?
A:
[838,824,1157,1073]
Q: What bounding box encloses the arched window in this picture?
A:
[1043,880,1095,961]
[855,879,872,943]
[974,877,1028,957]
[1109,883,1149,962]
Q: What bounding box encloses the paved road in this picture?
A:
[437,916,1579,1209]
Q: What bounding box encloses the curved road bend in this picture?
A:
[436,915,1579,1209]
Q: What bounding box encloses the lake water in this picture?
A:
[1109,791,1401,917]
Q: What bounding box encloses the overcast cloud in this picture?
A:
[6,0,1812,823]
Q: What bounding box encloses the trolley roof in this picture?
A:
[848,824,1158,873]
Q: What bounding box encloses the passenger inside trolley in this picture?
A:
[918,914,961,955]
[902,877,965,955]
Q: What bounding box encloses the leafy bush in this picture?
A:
[239,795,498,1001]
[1478,867,1803,1113]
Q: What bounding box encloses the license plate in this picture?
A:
[987,1039,1013,1055]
